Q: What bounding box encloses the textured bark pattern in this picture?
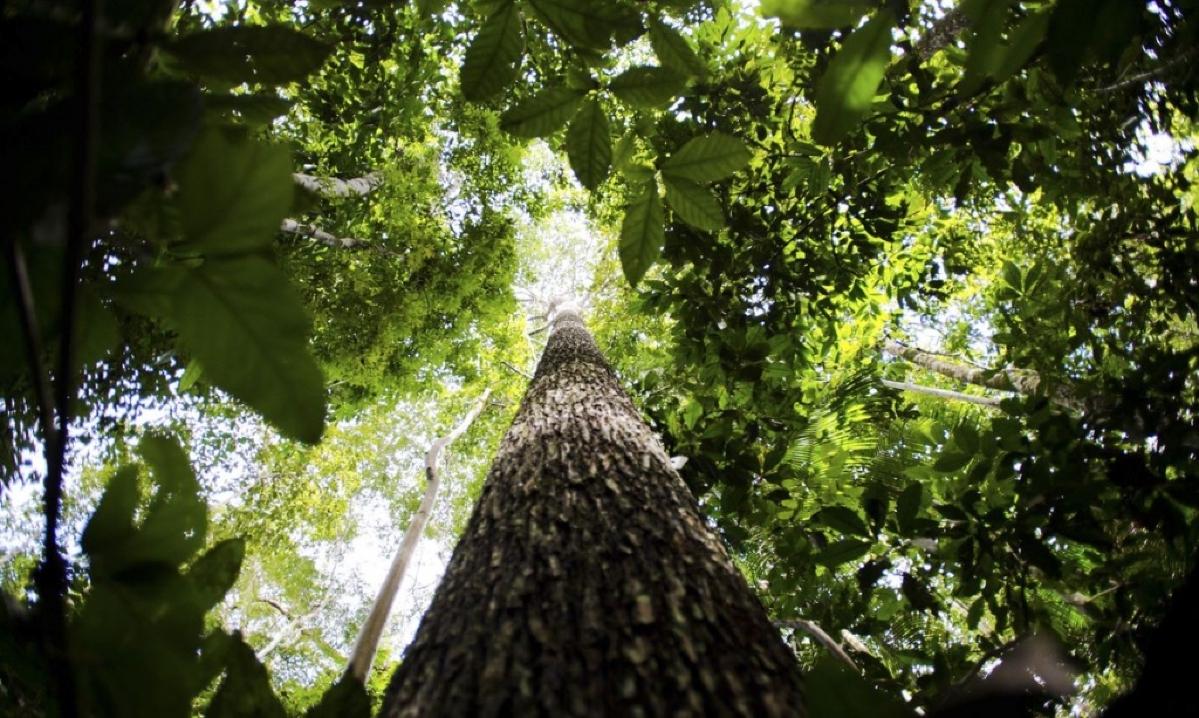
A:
[382,310,805,717]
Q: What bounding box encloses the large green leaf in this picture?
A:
[204,92,293,127]
[128,434,207,567]
[609,66,687,108]
[167,25,332,85]
[762,0,876,29]
[804,656,915,718]
[525,0,634,50]
[661,132,752,184]
[814,539,872,567]
[460,2,524,101]
[188,538,246,612]
[663,177,723,231]
[565,99,611,190]
[619,179,664,287]
[175,128,293,256]
[648,18,705,76]
[80,466,140,561]
[172,257,326,444]
[205,633,287,718]
[813,506,871,537]
[500,86,586,138]
[811,10,895,146]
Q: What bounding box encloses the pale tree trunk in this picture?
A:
[883,341,1086,412]
[381,307,804,717]
[346,388,494,682]
[880,379,1004,407]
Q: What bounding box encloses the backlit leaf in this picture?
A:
[811,10,895,146]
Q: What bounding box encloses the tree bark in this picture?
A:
[279,218,367,250]
[381,307,805,717]
[880,379,1004,407]
[883,341,1086,413]
[346,387,493,682]
[292,171,384,198]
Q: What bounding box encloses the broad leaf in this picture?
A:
[814,539,872,567]
[663,177,723,231]
[175,128,293,256]
[188,538,246,612]
[811,10,895,146]
[500,86,586,138]
[167,25,332,85]
[619,179,664,287]
[805,656,914,718]
[173,257,326,444]
[661,132,752,184]
[895,482,922,535]
[648,18,704,76]
[128,433,207,567]
[609,66,687,108]
[525,0,633,50]
[460,2,524,101]
[565,99,611,190]
[762,0,876,29]
[306,675,371,718]
[80,466,140,560]
[814,506,870,537]
[205,633,287,718]
[204,92,293,127]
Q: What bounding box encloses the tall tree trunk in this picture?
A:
[381,307,805,717]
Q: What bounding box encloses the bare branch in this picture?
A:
[500,360,532,380]
[778,619,860,673]
[880,379,1004,407]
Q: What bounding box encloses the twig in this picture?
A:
[1093,48,1198,94]
[500,360,531,380]
[4,242,57,454]
[778,619,860,673]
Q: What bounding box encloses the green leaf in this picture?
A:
[661,132,752,184]
[500,86,586,138]
[663,177,724,231]
[762,0,876,29]
[619,179,664,287]
[901,572,938,611]
[805,655,915,718]
[813,506,871,537]
[960,0,1011,94]
[525,0,633,50]
[460,2,525,101]
[953,423,980,454]
[933,449,972,473]
[167,25,332,85]
[172,257,326,444]
[648,18,704,76]
[895,482,922,535]
[305,675,370,718]
[204,93,293,127]
[188,538,246,612]
[178,359,203,393]
[175,128,293,256]
[81,466,140,559]
[131,434,207,567]
[565,99,612,190]
[814,539,872,567]
[609,66,687,108]
[205,633,287,718]
[811,10,895,146]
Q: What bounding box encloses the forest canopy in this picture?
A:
[2,0,1198,715]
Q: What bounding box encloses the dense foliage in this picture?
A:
[2,0,1197,715]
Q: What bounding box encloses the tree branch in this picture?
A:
[880,379,1004,407]
[293,171,384,198]
[280,218,368,250]
[778,619,859,673]
[345,387,494,682]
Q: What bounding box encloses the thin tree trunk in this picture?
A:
[883,341,1085,412]
[292,171,383,198]
[382,307,804,717]
[347,388,494,682]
